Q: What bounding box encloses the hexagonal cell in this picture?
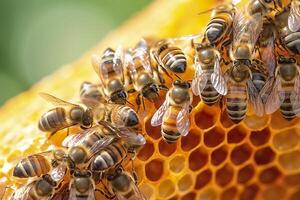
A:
[181,192,196,200]
[159,138,177,157]
[270,111,300,129]
[145,159,164,181]
[158,179,176,199]
[188,147,208,171]
[181,128,201,152]
[237,164,255,184]
[211,145,228,166]
[195,169,212,189]
[198,187,217,200]
[239,184,259,200]
[290,189,300,200]
[284,172,300,186]
[169,155,186,174]
[220,109,235,128]
[168,196,179,200]
[145,117,161,140]
[215,163,234,187]
[254,147,275,165]
[204,126,225,148]
[250,128,271,146]
[262,185,286,200]
[220,187,238,200]
[137,140,155,161]
[227,125,247,144]
[230,143,252,165]
[278,150,300,171]
[272,128,300,152]
[194,107,217,129]
[244,114,269,130]
[139,183,155,200]
[259,166,281,184]
[178,174,193,192]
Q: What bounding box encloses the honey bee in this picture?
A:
[191,43,228,105]
[79,81,104,108]
[94,103,140,129]
[92,47,128,104]
[90,121,146,173]
[288,0,300,32]
[151,80,192,143]
[247,0,290,17]
[250,59,269,92]
[151,39,188,77]
[102,167,146,200]
[260,57,300,120]
[38,93,93,133]
[68,170,96,200]
[13,149,66,178]
[10,164,66,200]
[125,39,167,110]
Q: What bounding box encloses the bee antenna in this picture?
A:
[126,100,134,106]
[197,7,214,15]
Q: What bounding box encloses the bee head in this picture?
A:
[142,83,159,101]
[110,90,127,105]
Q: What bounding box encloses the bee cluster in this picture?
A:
[5,0,300,199]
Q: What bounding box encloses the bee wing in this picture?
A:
[68,184,76,200]
[247,79,264,116]
[39,92,77,107]
[50,163,67,182]
[290,75,300,116]
[11,182,34,200]
[89,136,116,157]
[233,9,247,46]
[62,127,99,147]
[114,46,125,82]
[176,102,191,136]
[86,187,96,200]
[192,58,208,95]
[288,0,300,32]
[261,36,276,76]
[151,94,169,126]
[264,78,284,114]
[248,13,263,49]
[211,55,228,95]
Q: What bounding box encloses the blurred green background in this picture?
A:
[0,0,151,106]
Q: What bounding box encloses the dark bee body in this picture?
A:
[79,81,104,108]
[38,108,69,132]
[280,82,297,120]
[90,140,127,172]
[201,77,220,105]
[204,4,234,47]
[13,155,51,178]
[92,48,127,104]
[281,26,300,54]
[156,43,187,73]
[250,59,268,92]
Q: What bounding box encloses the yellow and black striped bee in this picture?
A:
[10,164,66,200]
[247,0,290,18]
[90,121,145,173]
[191,43,228,105]
[79,81,105,108]
[250,59,269,92]
[124,39,167,110]
[151,80,192,143]
[151,39,188,78]
[13,149,66,179]
[261,56,300,120]
[38,93,93,133]
[92,47,128,104]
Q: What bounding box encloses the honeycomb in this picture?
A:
[1,0,300,199]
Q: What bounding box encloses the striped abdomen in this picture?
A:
[111,105,139,128]
[280,83,299,120]
[161,106,182,143]
[205,13,232,45]
[159,46,187,73]
[13,155,51,178]
[101,50,123,83]
[226,84,248,123]
[252,72,267,92]
[282,31,300,54]
[91,142,127,171]
[200,70,220,105]
[38,107,69,132]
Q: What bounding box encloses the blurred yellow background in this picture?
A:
[0,0,151,105]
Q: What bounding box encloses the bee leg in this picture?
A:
[189,105,193,113]
[174,73,182,80]
[136,94,141,112]
[127,89,136,94]
[142,97,146,111]
[47,131,57,140]
[159,85,169,91]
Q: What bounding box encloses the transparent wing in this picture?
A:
[80,82,103,109]
[114,46,125,77]
[68,184,76,200]
[176,102,191,136]
[134,45,152,72]
[86,187,96,200]
[247,80,264,116]
[248,13,263,49]
[211,55,228,95]
[11,182,34,200]
[91,53,106,86]
[50,164,67,182]
[192,57,208,95]
[264,78,284,114]
[62,127,101,147]
[259,77,275,104]
[233,9,247,46]
[261,36,276,76]
[39,93,77,107]
[89,136,116,158]
[290,75,300,117]
[288,0,300,32]
[151,94,169,126]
